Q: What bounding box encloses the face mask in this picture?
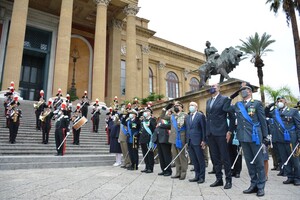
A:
[209,87,216,94]
[174,107,180,113]
[143,112,148,118]
[189,106,196,113]
[241,90,248,98]
[277,102,284,109]
[129,114,134,119]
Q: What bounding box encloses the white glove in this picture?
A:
[67,132,70,136]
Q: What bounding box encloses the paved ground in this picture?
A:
[0,159,299,200]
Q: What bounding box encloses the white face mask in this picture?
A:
[277,102,284,109]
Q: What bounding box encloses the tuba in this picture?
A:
[34,99,45,109]
[39,110,51,122]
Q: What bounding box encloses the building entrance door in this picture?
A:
[19,53,45,100]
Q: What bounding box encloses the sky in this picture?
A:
[137,0,300,102]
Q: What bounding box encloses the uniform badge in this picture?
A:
[132,123,137,128]
[248,106,256,117]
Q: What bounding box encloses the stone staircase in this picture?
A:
[0,99,115,170]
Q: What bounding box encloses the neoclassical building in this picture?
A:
[0,0,205,103]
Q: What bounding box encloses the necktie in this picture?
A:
[209,98,215,109]
[190,113,194,123]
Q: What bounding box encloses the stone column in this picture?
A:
[52,0,73,96]
[92,0,110,101]
[141,45,150,98]
[124,4,139,100]
[158,62,166,96]
[2,0,29,91]
[107,19,122,102]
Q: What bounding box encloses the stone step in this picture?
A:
[0,155,115,170]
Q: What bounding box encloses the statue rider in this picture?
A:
[204,41,219,78]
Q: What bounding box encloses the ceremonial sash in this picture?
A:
[143,120,154,149]
[127,120,138,143]
[237,102,260,145]
[171,115,186,148]
[274,109,295,142]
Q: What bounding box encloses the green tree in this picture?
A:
[237,32,275,105]
[266,0,300,93]
[262,85,297,105]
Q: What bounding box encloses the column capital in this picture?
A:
[123,4,139,16]
[111,18,123,31]
[94,0,111,7]
[158,61,165,70]
[142,45,150,55]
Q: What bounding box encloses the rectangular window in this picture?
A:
[120,60,126,96]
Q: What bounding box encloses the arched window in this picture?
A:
[190,77,200,91]
[166,72,179,99]
[149,68,153,94]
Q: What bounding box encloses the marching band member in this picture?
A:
[54,102,70,156]
[40,99,54,144]
[53,88,63,110]
[72,103,82,145]
[81,91,90,118]
[8,95,22,144]
[4,86,14,128]
[139,108,157,173]
[34,90,46,130]
[91,98,101,133]
[66,94,72,118]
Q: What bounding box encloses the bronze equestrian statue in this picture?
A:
[198,41,243,88]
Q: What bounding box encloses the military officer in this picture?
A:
[169,101,188,180]
[34,90,46,130]
[8,95,22,144]
[91,98,101,133]
[224,82,268,197]
[81,91,90,118]
[265,96,300,185]
[72,103,82,145]
[40,99,54,144]
[139,108,157,173]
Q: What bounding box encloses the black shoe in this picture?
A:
[283,178,294,184]
[127,167,134,170]
[224,182,232,189]
[243,186,258,194]
[145,169,153,173]
[271,167,278,171]
[277,171,284,176]
[210,179,223,187]
[141,169,147,173]
[189,178,199,182]
[158,172,164,176]
[197,178,205,184]
[164,172,172,176]
[256,189,265,197]
[208,170,216,174]
[171,175,180,179]
[190,168,195,172]
[294,180,300,186]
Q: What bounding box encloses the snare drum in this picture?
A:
[73,116,88,130]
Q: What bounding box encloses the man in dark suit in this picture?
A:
[185,101,207,184]
[206,83,235,189]
[225,82,268,197]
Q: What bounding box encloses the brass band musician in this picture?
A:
[53,88,63,110]
[4,86,14,128]
[66,94,72,118]
[72,103,82,145]
[34,90,46,130]
[81,91,90,118]
[91,98,101,133]
[8,95,22,144]
[40,99,54,144]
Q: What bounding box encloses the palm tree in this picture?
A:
[237,32,276,105]
[262,85,298,106]
[266,0,300,93]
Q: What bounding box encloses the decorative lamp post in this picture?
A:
[70,46,80,97]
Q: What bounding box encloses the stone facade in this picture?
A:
[0,0,205,104]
